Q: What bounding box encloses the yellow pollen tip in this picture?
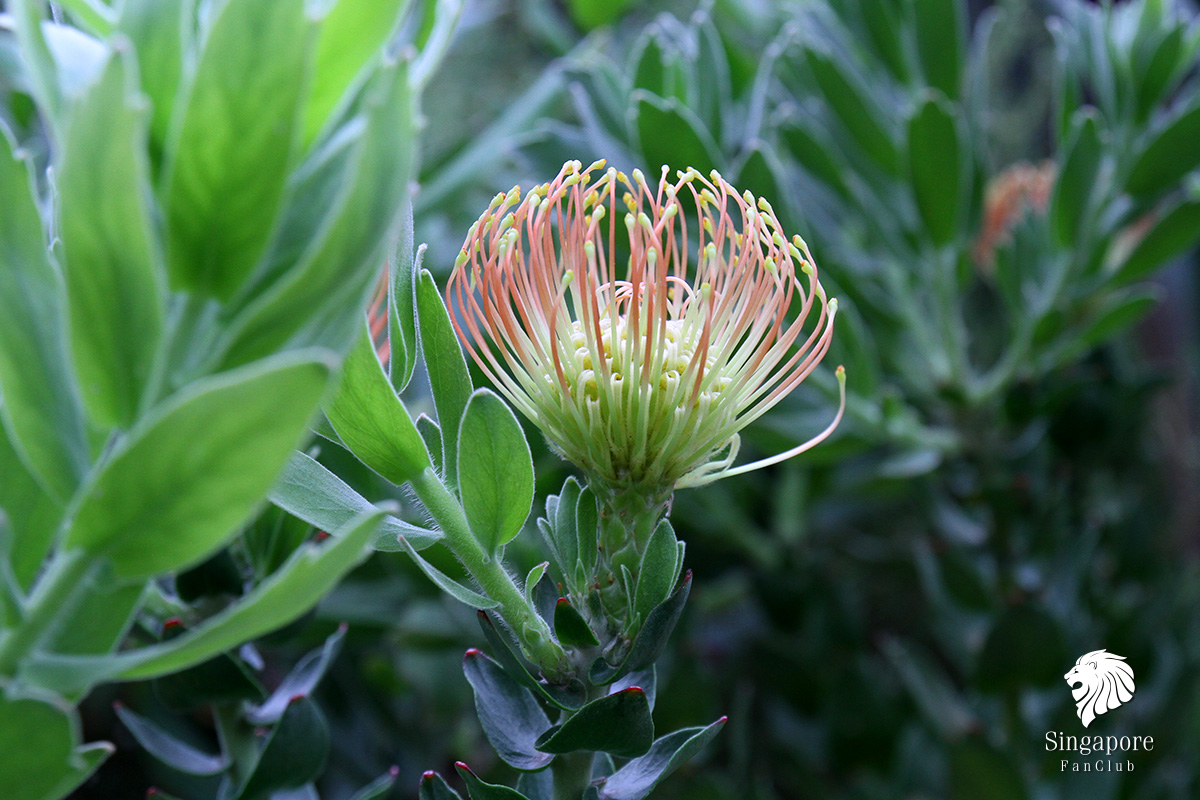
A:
[835,365,846,383]
[454,251,468,268]
[563,270,575,287]
[591,205,606,222]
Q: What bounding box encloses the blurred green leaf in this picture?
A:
[303,0,412,147]
[325,315,430,485]
[536,687,653,758]
[463,648,553,771]
[633,91,721,177]
[857,0,909,82]
[568,0,635,31]
[29,508,382,690]
[1135,26,1183,120]
[219,47,413,364]
[881,635,975,739]
[948,738,1028,800]
[350,768,401,800]
[164,0,312,299]
[1050,111,1102,248]
[913,0,965,99]
[1125,101,1200,197]
[114,703,229,776]
[0,124,88,502]
[735,142,785,212]
[233,697,329,800]
[1112,197,1200,285]
[57,47,164,429]
[117,0,190,157]
[153,650,264,711]
[976,603,1067,693]
[596,716,726,800]
[66,352,331,579]
[418,269,473,488]
[1078,287,1161,351]
[458,389,534,555]
[269,451,440,552]
[0,686,109,800]
[0,420,62,590]
[803,48,899,174]
[907,92,962,245]
[780,120,849,197]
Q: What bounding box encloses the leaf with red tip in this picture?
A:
[462,649,553,771]
[454,763,530,799]
[591,571,692,685]
[348,765,401,800]
[418,770,463,800]
[596,717,727,800]
[245,625,346,724]
[553,597,599,647]
[535,687,653,758]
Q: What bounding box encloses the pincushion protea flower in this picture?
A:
[448,160,844,497]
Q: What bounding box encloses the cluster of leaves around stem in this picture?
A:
[0,0,461,797]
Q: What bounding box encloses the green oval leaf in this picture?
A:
[633,91,721,178]
[303,0,412,147]
[325,314,431,485]
[554,598,600,648]
[164,0,312,298]
[1112,197,1200,285]
[457,389,534,554]
[535,687,653,758]
[913,0,965,99]
[1050,111,1102,247]
[907,92,962,245]
[66,351,333,578]
[596,716,727,800]
[0,124,88,501]
[463,649,553,771]
[58,47,165,429]
[804,48,899,174]
[233,697,329,800]
[1126,102,1200,197]
[418,269,473,487]
[634,520,679,624]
